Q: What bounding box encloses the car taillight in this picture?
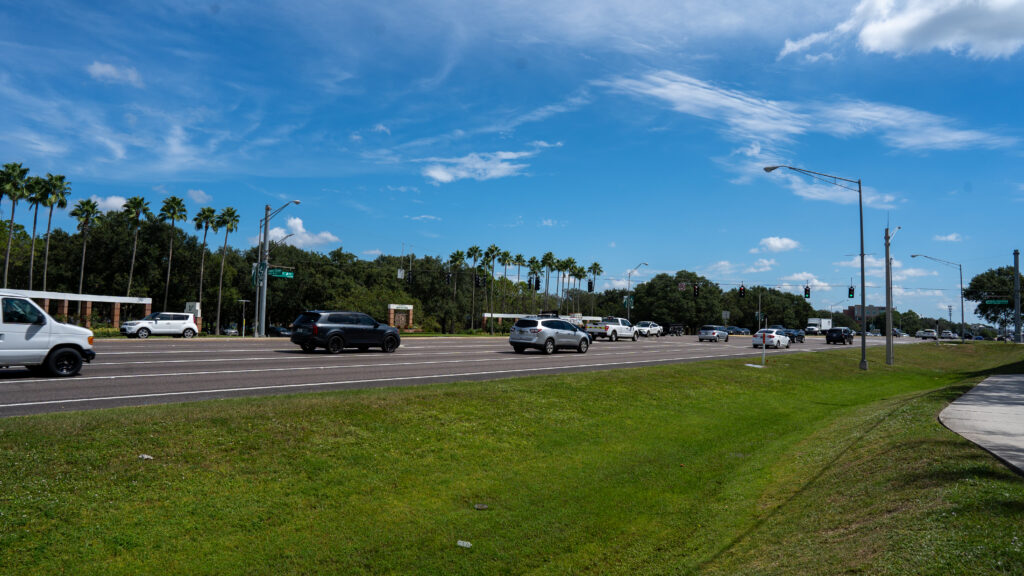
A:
[312,325,319,336]
[530,328,541,333]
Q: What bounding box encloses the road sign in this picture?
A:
[722,310,730,321]
[623,295,634,306]
[268,268,294,279]
[985,299,1009,305]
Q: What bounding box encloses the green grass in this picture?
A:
[2,343,1023,574]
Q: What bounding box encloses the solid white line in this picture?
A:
[0,350,783,409]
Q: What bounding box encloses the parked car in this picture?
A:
[825,327,854,345]
[120,312,199,339]
[698,325,729,342]
[666,323,685,336]
[940,330,956,339]
[726,326,750,335]
[267,325,292,337]
[0,292,96,376]
[636,321,663,337]
[753,328,789,349]
[920,329,938,340]
[290,311,400,353]
[222,327,239,336]
[509,316,589,354]
[784,328,805,343]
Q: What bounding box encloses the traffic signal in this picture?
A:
[445,273,452,285]
[474,275,482,288]
[804,285,810,299]
[848,285,855,298]
[587,279,594,293]
[534,276,541,291]
[739,284,746,298]
[693,283,700,298]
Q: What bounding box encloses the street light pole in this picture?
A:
[911,254,965,344]
[765,165,868,370]
[626,262,647,321]
[258,200,300,337]
[885,226,901,365]
[237,299,249,337]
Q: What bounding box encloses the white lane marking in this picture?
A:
[0,350,787,409]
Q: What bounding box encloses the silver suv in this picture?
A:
[121,312,199,339]
[510,317,589,354]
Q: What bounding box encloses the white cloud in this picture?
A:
[420,149,536,184]
[893,267,939,282]
[362,249,383,257]
[266,216,340,248]
[541,218,557,227]
[781,0,1024,60]
[86,61,143,88]
[609,241,616,248]
[751,236,800,253]
[836,254,890,269]
[408,214,441,221]
[780,272,831,292]
[745,258,777,273]
[934,232,963,242]
[187,188,212,204]
[372,123,391,135]
[702,260,736,277]
[90,194,127,213]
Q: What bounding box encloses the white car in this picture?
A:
[920,329,938,340]
[121,312,199,339]
[753,329,790,349]
[0,293,96,376]
[636,321,663,337]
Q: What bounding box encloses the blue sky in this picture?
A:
[3,0,1024,323]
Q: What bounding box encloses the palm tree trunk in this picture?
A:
[127,225,140,296]
[163,224,175,311]
[78,229,88,319]
[42,206,54,292]
[29,205,39,290]
[4,202,17,288]
[198,227,209,325]
[215,231,230,335]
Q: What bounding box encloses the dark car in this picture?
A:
[266,325,292,337]
[783,328,805,343]
[666,323,685,336]
[825,327,854,345]
[290,310,401,353]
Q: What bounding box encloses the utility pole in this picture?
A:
[884,226,900,365]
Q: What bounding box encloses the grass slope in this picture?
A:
[2,343,1023,575]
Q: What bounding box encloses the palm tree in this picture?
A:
[214,207,239,335]
[158,196,187,311]
[41,175,70,292]
[541,252,556,310]
[528,257,542,314]
[588,262,603,316]
[122,196,151,296]
[484,244,500,333]
[70,199,100,317]
[449,250,465,332]
[560,257,577,313]
[513,253,526,312]
[573,265,587,314]
[1,162,30,288]
[498,250,512,313]
[466,245,481,330]
[25,175,48,289]
[193,206,217,319]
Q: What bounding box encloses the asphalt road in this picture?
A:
[0,334,903,417]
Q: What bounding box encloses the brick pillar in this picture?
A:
[144,302,152,316]
[56,299,68,317]
[112,303,121,327]
[408,307,413,328]
[83,301,93,328]
[389,308,395,326]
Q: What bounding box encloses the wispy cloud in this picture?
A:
[780,0,1024,60]
[87,61,143,88]
[701,260,736,277]
[408,214,441,221]
[780,272,831,292]
[420,150,537,184]
[188,189,212,204]
[362,249,383,257]
[745,258,777,273]
[934,232,963,242]
[750,237,800,253]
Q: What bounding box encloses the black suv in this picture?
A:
[290,311,401,353]
[825,327,854,345]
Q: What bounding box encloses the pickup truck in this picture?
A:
[585,317,638,341]
[0,292,96,376]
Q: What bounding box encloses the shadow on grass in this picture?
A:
[968,357,1024,377]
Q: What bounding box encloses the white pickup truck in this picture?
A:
[585,317,638,341]
[0,292,96,376]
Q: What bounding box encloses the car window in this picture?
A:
[157,313,173,321]
[174,314,190,321]
[514,319,538,328]
[701,325,714,331]
[357,314,376,326]
[294,312,320,325]
[2,298,44,324]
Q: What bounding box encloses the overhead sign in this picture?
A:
[985,299,1009,305]
[268,268,294,279]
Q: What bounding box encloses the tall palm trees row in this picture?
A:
[448,245,603,330]
[1,162,241,333]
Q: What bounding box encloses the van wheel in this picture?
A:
[327,335,345,354]
[182,328,196,339]
[47,348,84,377]
[543,339,556,355]
[136,328,150,339]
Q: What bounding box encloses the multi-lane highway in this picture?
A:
[0,335,903,417]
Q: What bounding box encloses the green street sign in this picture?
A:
[268,268,294,279]
[985,299,1009,305]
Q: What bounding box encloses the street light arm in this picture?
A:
[911,253,959,269]
[267,200,301,221]
[764,165,860,188]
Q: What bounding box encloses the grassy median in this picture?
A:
[2,343,1023,574]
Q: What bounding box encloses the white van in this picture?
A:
[0,293,96,376]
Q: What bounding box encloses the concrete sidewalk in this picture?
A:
[939,374,1024,476]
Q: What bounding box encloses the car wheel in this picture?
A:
[632,332,638,341]
[543,339,555,355]
[725,335,729,342]
[578,338,589,353]
[513,345,525,354]
[136,328,150,339]
[300,342,317,353]
[327,335,345,354]
[381,336,399,353]
[182,328,196,339]
[47,347,83,377]
[610,331,618,342]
